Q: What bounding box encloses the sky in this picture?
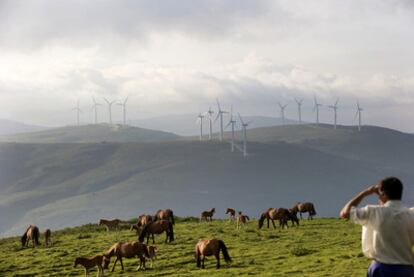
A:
[1,0,414,131]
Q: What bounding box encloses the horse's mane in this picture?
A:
[138,222,152,242]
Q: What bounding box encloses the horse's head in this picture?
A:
[258,213,266,229]
[73,258,80,268]
[211,208,215,214]
[21,233,27,247]
[99,219,104,225]
[103,255,111,269]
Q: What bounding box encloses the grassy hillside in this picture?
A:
[0,218,369,276]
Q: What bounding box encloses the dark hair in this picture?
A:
[379,177,403,200]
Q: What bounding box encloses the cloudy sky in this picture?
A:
[1,0,414,131]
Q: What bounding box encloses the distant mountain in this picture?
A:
[130,114,299,136]
[0,124,179,143]
[0,119,46,135]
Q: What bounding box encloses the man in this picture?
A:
[340,177,414,277]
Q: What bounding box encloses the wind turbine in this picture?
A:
[117,96,129,126]
[313,96,322,125]
[196,113,205,141]
[72,100,82,126]
[294,98,304,124]
[214,98,228,141]
[206,107,214,140]
[225,105,237,152]
[355,100,363,131]
[238,113,251,157]
[328,98,339,129]
[92,97,101,124]
[278,102,288,125]
[103,98,116,124]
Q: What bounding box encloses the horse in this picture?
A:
[44,229,52,247]
[195,239,232,269]
[138,220,174,244]
[225,208,236,221]
[103,241,149,272]
[74,255,104,277]
[291,202,317,220]
[258,208,289,229]
[146,245,157,268]
[99,219,121,232]
[287,209,300,226]
[200,208,215,222]
[236,211,249,229]
[21,225,40,248]
[130,215,153,234]
[154,209,175,225]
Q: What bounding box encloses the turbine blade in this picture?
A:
[216,98,221,112]
[238,113,245,125]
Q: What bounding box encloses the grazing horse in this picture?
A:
[258,208,289,229]
[195,239,232,269]
[99,219,121,232]
[200,208,215,222]
[154,209,175,225]
[236,211,249,229]
[138,220,174,244]
[21,225,40,248]
[131,215,153,234]
[226,208,236,221]
[291,202,317,220]
[74,255,104,277]
[103,241,149,272]
[44,229,52,247]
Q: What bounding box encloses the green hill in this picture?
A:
[0,218,369,276]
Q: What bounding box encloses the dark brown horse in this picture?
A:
[291,202,317,220]
[21,225,40,248]
[200,208,215,222]
[287,209,300,226]
[103,241,149,272]
[44,229,52,247]
[258,208,289,229]
[226,208,236,221]
[195,239,231,269]
[138,220,174,244]
[154,209,175,225]
[131,215,154,234]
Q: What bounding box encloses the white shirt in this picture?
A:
[350,200,414,265]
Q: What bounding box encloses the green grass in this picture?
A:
[0,218,369,276]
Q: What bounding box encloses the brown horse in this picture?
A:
[99,218,121,232]
[74,255,104,277]
[131,215,154,234]
[147,245,157,268]
[258,208,289,229]
[21,225,40,248]
[103,241,149,272]
[226,208,236,221]
[154,209,175,225]
[200,208,215,222]
[138,220,174,244]
[195,239,232,269]
[291,202,317,220]
[287,209,300,226]
[236,211,249,229]
[44,229,52,247]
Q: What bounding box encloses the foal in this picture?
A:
[236,211,249,229]
[73,255,104,277]
[226,208,236,222]
[200,208,215,222]
[147,245,157,268]
[44,229,52,247]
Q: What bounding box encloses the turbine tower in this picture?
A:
[196,113,205,140]
[225,105,237,152]
[238,113,251,157]
[117,96,129,126]
[206,107,214,140]
[355,100,363,131]
[294,98,304,124]
[72,100,82,126]
[92,97,101,124]
[103,98,116,124]
[214,98,228,141]
[278,102,288,125]
[313,96,322,125]
[328,98,339,129]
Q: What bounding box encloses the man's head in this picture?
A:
[378,177,403,202]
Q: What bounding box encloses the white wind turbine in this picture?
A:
[238,113,251,157]
[278,102,288,125]
[196,113,205,141]
[355,100,363,131]
[294,98,304,124]
[214,98,228,141]
[92,97,101,124]
[225,105,237,152]
[103,98,116,124]
[117,96,129,126]
[313,96,322,125]
[328,98,339,129]
[206,107,214,140]
[72,100,82,126]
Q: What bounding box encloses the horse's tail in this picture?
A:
[218,240,231,263]
[310,204,317,216]
[34,227,40,245]
[195,245,201,268]
[168,221,174,242]
[170,210,175,225]
[245,216,250,221]
[138,222,150,242]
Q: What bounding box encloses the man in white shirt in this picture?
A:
[340,177,414,277]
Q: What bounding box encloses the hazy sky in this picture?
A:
[1,0,414,131]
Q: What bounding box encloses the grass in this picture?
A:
[0,218,369,276]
